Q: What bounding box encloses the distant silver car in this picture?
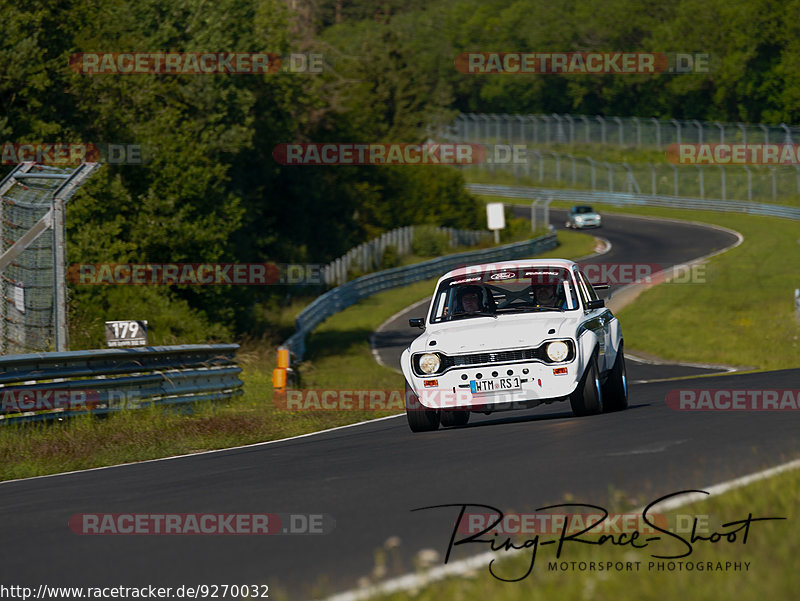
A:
[566,205,602,229]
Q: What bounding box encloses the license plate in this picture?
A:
[470,377,521,393]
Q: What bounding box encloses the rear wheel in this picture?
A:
[569,353,603,416]
[602,342,628,412]
[405,381,440,432]
[441,410,470,427]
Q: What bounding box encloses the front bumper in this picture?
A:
[573,219,601,229]
[409,360,578,410]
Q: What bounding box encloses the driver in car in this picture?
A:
[533,284,558,307]
[444,285,490,316]
[461,288,482,313]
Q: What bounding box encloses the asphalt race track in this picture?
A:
[2,210,799,600]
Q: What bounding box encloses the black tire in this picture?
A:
[602,342,629,412]
[405,381,440,432]
[569,353,603,416]
[441,410,470,427]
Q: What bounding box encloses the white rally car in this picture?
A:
[401,259,627,432]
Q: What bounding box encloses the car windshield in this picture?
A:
[573,206,595,214]
[430,267,580,323]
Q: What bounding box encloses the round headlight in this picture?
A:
[418,353,441,374]
[546,341,569,362]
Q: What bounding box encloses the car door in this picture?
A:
[574,268,611,371]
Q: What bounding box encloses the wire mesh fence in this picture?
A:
[0,163,98,355]
[443,113,800,148]
[436,114,800,203]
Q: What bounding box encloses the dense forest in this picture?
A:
[2,0,798,344]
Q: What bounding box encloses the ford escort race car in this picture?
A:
[401,259,627,432]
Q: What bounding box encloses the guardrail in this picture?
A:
[466,184,800,221]
[280,233,558,360]
[0,344,242,423]
[322,225,491,286]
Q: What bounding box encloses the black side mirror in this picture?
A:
[586,299,605,310]
[409,318,425,329]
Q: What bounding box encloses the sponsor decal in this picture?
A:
[449,277,482,286]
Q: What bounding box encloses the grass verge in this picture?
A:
[0,230,597,481]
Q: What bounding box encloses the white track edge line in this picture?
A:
[0,413,405,486]
[369,297,431,373]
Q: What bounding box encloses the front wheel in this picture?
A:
[441,410,470,427]
[569,353,603,416]
[602,342,628,412]
[405,381,440,432]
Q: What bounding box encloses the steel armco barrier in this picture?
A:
[281,233,558,359]
[466,184,800,221]
[0,344,242,423]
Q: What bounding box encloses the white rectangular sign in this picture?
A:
[105,320,148,347]
[13,285,24,313]
[486,202,505,230]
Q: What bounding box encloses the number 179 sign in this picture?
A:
[105,320,148,347]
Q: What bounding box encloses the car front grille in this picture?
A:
[441,347,547,369]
